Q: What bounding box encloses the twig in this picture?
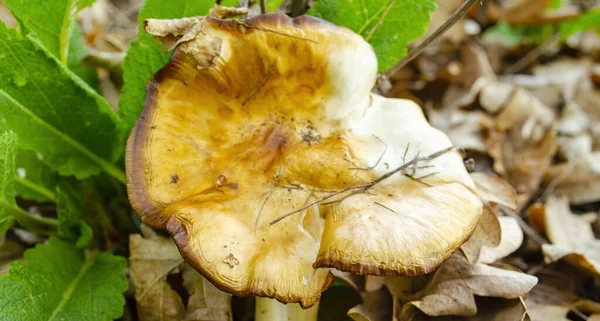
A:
[380,0,479,81]
[259,0,266,14]
[269,146,455,225]
[501,207,549,245]
[234,20,319,43]
[350,135,387,170]
[374,201,399,214]
[504,32,560,74]
[242,59,277,105]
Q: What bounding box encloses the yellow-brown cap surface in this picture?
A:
[126,12,482,308]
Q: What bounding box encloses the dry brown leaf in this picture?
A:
[529,197,600,277]
[461,173,518,263]
[348,287,393,321]
[461,42,496,89]
[130,234,185,321]
[478,217,523,264]
[499,0,553,25]
[429,110,497,154]
[471,172,518,210]
[480,83,555,135]
[401,253,537,317]
[544,152,600,205]
[524,262,600,321]
[129,234,232,321]
[558,102,590,137]
[400,297,530,321]
[495,127,557,208]
[461,205,501,263]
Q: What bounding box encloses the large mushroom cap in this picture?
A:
[126,11,482,307]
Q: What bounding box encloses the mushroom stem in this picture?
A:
[255,298,319,321]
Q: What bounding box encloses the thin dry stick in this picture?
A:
[505,32,560,74]
[381,0,480,81]
[269,146,455,225]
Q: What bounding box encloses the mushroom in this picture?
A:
[126,7,483,321]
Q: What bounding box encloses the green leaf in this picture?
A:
[57,187,93,248]
[267,0,286,12]
[308,0,436,72]
[0,131,18,234]
[14,149,58,203]
[119,0,214,134]
[483,22,526,47]
[0,237,127,321]
[4,0,95,65]
[0,22,125,182]
[560,7,600,37]
[483,22,554,47]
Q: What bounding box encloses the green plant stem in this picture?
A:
[13,175,58,203]
[0,201,57,235]
[255,297,319,321]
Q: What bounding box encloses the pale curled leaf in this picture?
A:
[403,253,537,317]
[129,234,232,321]
[400,297,530,321]
[529,197,600,277]
[470,172,518,210]
[0,237,127,321]
[461,204,501,263]
[544,152,600,205]
[478,217,523,264]
[308,0,437,71]
[119,0,214,134]
[348,287,393,321]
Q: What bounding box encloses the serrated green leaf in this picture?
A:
[0,237,127,321]
[14,149,58,203]
[0,23,125,182]
[308,0,436,72]
[560,7,600,37]
[4,0,95,65]
[0,131,18,234]
[57,187,93,248]
[119,0,215,134]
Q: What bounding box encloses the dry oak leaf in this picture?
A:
[347,287,394,321]
[544,152,600,205]
[400,297,530,321]
[129,234,232,321]
[461,172,517,263]
[478,217,524,264]
[529,197,600,277]
[126,11,482,307]
[401,253,537,317]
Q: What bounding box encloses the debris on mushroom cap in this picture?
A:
[126,8,482,307]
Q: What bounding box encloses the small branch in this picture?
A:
[269,146,455,226]
[380,0,479,82]
[504,32,560,74]
[260,0,266,14]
